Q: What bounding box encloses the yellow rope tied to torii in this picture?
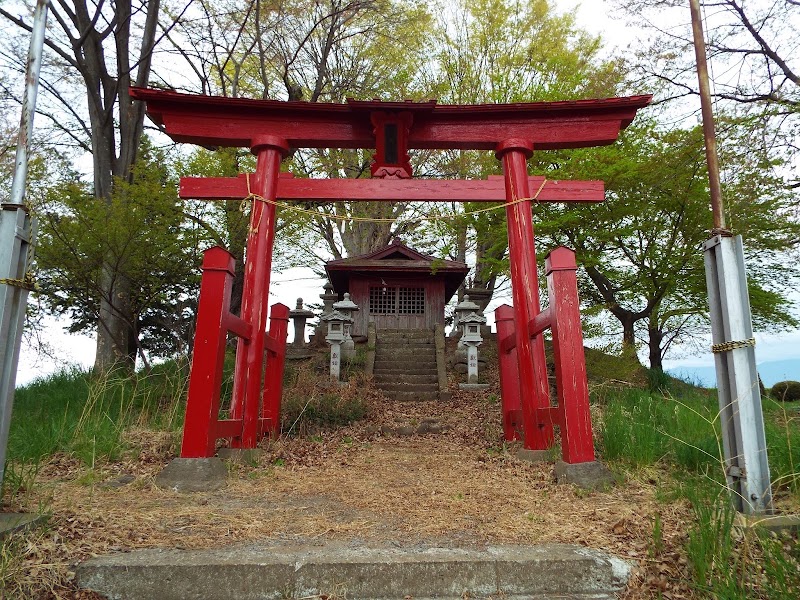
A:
[240,173,549,224]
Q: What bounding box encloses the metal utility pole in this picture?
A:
[689,0,772,514]
[0,0,49,487]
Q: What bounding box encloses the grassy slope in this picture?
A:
[3,345,800,598]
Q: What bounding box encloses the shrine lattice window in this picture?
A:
[369,287,396,314]
[398,287,425,314]
[369,287,425,315]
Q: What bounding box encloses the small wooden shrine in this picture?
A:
[325,239,468,335]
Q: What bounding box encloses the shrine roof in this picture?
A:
[130,88,652,151]
[325,239,469,300]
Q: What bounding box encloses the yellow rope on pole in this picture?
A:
[240,173,548,224]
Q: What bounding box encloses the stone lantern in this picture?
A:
[322,310,352,382]
[458,311,487,384]
[332,292,359,359]
[314,281,339,342]
[289,298,314,347]
[453,294,481,347]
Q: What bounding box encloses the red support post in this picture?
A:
[496,139,554,450]
[230,135,289,448]
[261,303,290,436]
[181,247,237,458]
[546,247,595,463]
[495,304,523,442]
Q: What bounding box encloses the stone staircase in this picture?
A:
[373,329,439,401]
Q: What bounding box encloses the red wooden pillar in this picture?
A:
[181,247,238,458]
[261,303,290,436]
[495,139,554,450]
[546,247,595,463]
[495,304,523,442]
[230,135,289,448]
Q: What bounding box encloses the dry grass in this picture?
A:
[3,371,697,599]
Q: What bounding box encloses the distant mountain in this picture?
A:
[667,359,800,389]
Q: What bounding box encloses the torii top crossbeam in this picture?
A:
[131,88,650,151]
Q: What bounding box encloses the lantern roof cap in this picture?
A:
[321,310,353,322]
[290,298,315,318]
[333,292,359,312]
[455,295,481,313]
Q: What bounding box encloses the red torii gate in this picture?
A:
[131,88,650,463]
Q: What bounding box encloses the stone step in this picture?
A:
[377,341,435,349]
[373,374,438,385]
[378,334,436,342]
[379,328,435,336]
[373,363,438,374]
[376,382,439,394]
[75,542,631,600]
[375,348,436,359]
[382,390,441,401]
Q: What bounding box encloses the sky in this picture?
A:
[14,0,800,386]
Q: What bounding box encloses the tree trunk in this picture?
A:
[68,0,161,372]
[648,323,664,371]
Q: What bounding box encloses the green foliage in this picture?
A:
[34,139,210,360]
[600,389,725,476]
[536,117,800,368]
[770,381,800,402]
[601,386,800,597]
[600,388,800,499]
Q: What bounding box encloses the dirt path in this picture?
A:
[6,389,695,598]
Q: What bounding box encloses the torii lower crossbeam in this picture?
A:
[180,173,604,203]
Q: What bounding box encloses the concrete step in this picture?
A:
[76,542,631,600]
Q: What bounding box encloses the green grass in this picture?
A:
[599,388,722,473]
[598,387,800,492]
[599,386,800,598]
[8,361,189,467]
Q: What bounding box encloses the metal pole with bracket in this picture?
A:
[0,0,49,486]
[689,0,772,514]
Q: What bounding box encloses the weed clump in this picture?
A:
[280,362,374,436]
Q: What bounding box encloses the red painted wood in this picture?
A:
[131,87,651,151]
[370,111,413,177]
[230,136,288,449]
[181,247,239,458]
[528,309,552,338]
[545,247,595,464]
[261,303,290,437]
[150,88,646,462]
[495,304,522,442]
[215,419,244,439]
[180,174,604,203]
[497,308,552,355]
[221,313,251,340]
[497,140,554,451]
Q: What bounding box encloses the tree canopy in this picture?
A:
[2,0,798,370]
